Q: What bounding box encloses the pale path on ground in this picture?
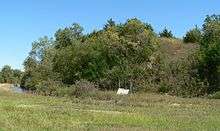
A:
[0,84,13,92]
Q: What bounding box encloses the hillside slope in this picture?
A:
[158,38,199,63]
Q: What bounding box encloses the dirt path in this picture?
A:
[0,84,13,92]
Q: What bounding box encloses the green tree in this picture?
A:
[13,69,22,84]
[1,65,14,83]
[0,66,22,84]
[183,26,202,43]
[55,23,83,49]
[53,18,158,90]
[21,37,57,90]
[0,72,3,83]
[199,15,220,93]
[29,36,53,62]
[159,28,174,38]
[104,18,116,30]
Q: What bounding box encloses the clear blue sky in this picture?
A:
[0,0,219,69]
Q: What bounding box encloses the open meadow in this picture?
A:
[0,89,219,131]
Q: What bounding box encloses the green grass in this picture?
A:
[0,91,220,131]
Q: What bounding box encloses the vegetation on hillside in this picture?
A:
[0,65,22,84]
[198,15,220,93]
[183,26,202,43]
[1,15,220,98]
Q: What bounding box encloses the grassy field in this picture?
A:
[0,90,220,131]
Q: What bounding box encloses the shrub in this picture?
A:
[90,91,118,101]
[70,80,98,98]
[35,80,63,96]
[208,91,220,99]
[158,83,170,93]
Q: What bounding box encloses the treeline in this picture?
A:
[0,65,22,84]
[15,15,220,97]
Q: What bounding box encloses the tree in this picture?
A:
[145,23,154,32]
[0,72,3,83]
[159,28,174,38]
[183,26,202,43]
[55,23,83,49]
[120,18,157,45]
[1,65,14,83]
[0,65,22,84]
[21,37,57,90]
[13,69,22,84]
[199,15,220,93]
[29,36,53,62]
[104,18,116,30]
[52,18,158,90]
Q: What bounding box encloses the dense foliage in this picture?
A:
[10,16,219,98]
[183,26,202,43]
[0,65,22,84]
[21,18,159,92]
[198,15,220,93]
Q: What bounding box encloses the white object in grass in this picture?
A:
[117,88,129,95]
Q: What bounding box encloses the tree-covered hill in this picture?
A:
[2,15,220,98]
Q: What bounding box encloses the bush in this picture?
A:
[208,91,220,99]
[158,83,170,93]
[90,91,118,101]
[183,26,201,43]
[35,80,64,96]
[70,80,98,98]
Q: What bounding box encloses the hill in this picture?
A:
[158,38,199,63]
